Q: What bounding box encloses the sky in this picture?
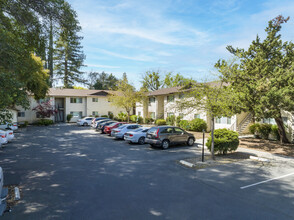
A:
[67,0,294,89]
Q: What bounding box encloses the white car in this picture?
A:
[0,130,8,145]
[0,129,14,142]
[111,124,142,139]
[0,122,18,131]
[77,117,94,126]
[124,127,151,145]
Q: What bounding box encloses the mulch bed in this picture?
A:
[239,138,294,157]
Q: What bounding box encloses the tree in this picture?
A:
[176,82,242,159]
[110,74,141,122]
[89,71,119,90]
[142,71,163,91]
[32,100,57,118]
[54,1,85,88]
[0,0,69,122]
[164,73,195,87]
[216,15,294,143]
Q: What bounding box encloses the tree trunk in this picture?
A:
[275,116,289,144]
[48,18,54,87]
[64,58,68,88]
[127,110,130,123]
[211,114,215,160]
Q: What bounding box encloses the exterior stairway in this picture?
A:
[237,113,253,134]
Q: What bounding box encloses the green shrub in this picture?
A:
[155,119,167,125]
[166,115,175,126]
[249,123,260,134]
[101,115,108,118]
[113,116,121,122]
[189,118,207,132]
[137,116,143,124]
[36,119,54,126]
[271,124,280,141]
[179,120,190,130]
[108,112,114,119]
[66,114,73,123]
[144,117,154,124]
[117,112,127,121]
[18,121,29,128]
[176,116,183,126]
[259,123,272,140]
[130,115,138,122]
[206,129,239,155]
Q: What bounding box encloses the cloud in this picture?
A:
[95,49,154,62]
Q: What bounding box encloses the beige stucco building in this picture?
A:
[17,88,126,123]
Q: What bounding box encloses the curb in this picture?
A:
[179,160,194,168]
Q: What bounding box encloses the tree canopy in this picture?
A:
[216,15,294,143]
[88,71,119,90]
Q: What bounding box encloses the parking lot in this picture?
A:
[1,124,294,219]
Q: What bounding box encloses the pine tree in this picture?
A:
[54,1,85,88]
[216,15,294,143]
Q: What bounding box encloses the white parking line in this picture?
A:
[240,172,294,189]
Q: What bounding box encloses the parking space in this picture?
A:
[1,124,293,219]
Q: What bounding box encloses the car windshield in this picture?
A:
[118,125,127,129]
[108,122,117,126]
[148,127,158,134]
[133,128,143,132]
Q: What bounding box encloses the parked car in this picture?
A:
[0,129,14,142]
[0,131,8,145]
[0,122,18,131]
[111,124,142,139]
[145,126,195,149]
[94,119,112,130]
[77,117,94,126]
[104,122,127,135]
[97,121,117,133]
[124,127,151,145]
[91,117,108,127]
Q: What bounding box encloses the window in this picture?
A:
[216,117,231,124]
[108,111,113,117]
[36,112,41,118]
[70,111,83,118]
[179,93,185,99]
[174,128,184,134]
[282,117,288,124]
[167,95,174,103]
[194,114,200,119]
[161,128,173,134]
[167,112,174,117]
[92,98,98,102]
[70,97,83,103]
[262,118,276,124]
[92,111,98,116]
[37,98,50,104]
[149,97,155,104]
[149,112,155,119]
[18,112,25,117]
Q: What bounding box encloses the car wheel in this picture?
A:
[128,141,132,144]
[150,144,155,148]
[83,122,87,126]
[162,140,170,150]
[187,137,195,146]
[138,137,145,145]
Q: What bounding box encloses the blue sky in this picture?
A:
[68,0,294,89]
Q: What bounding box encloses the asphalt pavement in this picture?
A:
[1,124,294,220]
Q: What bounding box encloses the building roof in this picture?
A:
[147,81,229,96]
[47,88,119,97]
[147,86,182,96]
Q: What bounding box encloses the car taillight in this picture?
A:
[129,134,133,137]
[9,132,13,135]
[13,125,17,126]
[1,135,5,138]
[155,129,159,138]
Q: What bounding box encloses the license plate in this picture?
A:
[147,134,151,138]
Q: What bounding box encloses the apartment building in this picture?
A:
[17,88,125,123]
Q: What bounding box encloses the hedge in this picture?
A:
[155,119,167,125]
[189,118,207,132]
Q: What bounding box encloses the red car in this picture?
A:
[104,122,127,135]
